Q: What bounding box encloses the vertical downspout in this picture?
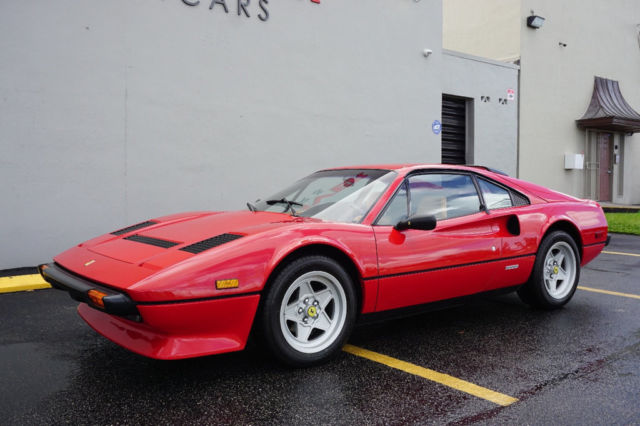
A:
[584,129,589,199]
[516,63,521,178]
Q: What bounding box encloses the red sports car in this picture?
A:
[40,164,609,366]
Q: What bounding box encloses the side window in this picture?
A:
[409,174,481,220]
[477,178,513,210]
[376,182,408,225]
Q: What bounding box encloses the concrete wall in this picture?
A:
[0,0,443,269]
[518,0,640,201]
[619,136,640,205]
[442,50,519,176]
[443,0,521,62]
[444,0,640,202]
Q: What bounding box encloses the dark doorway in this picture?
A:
[441,95,466,164]
[597,133,613,201]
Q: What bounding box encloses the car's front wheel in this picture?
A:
[261,256,356,367]
[518,230,580,309]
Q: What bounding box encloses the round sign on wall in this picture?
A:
[432,120,441,135]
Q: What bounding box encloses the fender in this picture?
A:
[263,224,379,313]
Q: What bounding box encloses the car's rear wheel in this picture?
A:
[518,230,580,309]
[261,256,356,367]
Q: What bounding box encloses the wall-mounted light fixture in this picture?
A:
[527,14,545,29]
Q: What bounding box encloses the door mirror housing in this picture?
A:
[394,215,437,231]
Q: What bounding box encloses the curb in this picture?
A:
[602,206,640,213]
[0,273,51,294]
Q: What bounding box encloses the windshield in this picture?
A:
[254,169,396,223]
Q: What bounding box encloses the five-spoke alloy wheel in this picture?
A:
[542,241,577,300]
[262,256,356,366]
[518,230,581,309]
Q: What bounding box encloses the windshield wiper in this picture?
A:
[265,198,302,216]
[247,202,257,212]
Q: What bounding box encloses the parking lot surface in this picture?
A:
[1,234,639,425]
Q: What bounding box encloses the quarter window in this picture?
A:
[477,178,513,210]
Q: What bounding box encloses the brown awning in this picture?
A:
[576,76,640,133]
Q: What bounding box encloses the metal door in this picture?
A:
[597,133,612,201]
[441,95,466,164]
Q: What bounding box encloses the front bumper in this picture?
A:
[40,262,261,359]
[79,294,260,359]
[39,263,139,318]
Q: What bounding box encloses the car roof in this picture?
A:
[322,164,507,176]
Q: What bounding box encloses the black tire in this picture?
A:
[260,255,357,367]
[518,230,581,309]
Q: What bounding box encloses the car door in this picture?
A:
[372,172,503,312]
[474,176,537,290]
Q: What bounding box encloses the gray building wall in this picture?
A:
[443,0,521,62]
[518,0,640,203]
[0,0,444,269]
[443,0,640,204]
[442,50,519,176]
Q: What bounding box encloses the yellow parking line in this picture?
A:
[578,286,640,300]
[602,250,640,257]
[343,344,518,406]
[0,274,51,294]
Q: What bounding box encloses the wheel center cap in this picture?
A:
[307,306,318,318]
[553,266,559,274]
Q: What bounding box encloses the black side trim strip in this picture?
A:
[358,285,521,324]
[124,234,179,248]
[136,291,261,306]
[362,253,536,281]
[584,241,607,248]
[111,220,158,236]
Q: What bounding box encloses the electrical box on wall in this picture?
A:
[564,153,584,170]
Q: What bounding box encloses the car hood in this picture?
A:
[84,210,309,266]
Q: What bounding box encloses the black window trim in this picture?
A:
[373,179,409,226]
[474,175,531,210]
[374,169,481,225]
[373,169,530,225]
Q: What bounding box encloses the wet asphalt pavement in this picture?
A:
[1,234,639,425]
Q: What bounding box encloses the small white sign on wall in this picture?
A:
[564,153,584,170]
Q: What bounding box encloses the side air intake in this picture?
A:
[180,233,243,254]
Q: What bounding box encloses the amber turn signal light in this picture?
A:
[216,279,239,290]
[88,289,108,308]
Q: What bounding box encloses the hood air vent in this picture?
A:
[124,234,179,248]
[180,233,243,254]
[111,221,158,236]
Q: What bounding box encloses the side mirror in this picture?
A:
[394,215,437,231]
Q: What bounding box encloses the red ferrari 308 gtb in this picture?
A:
[41,164,609,366]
